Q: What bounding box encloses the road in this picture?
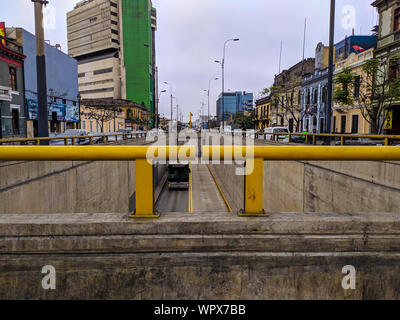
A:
[155,183,189,212]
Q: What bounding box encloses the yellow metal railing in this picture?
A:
[1,145,400,218]
[0,146,195,218]
[0,132,147,146]
[202,145,400,216]
[255,131,400,146]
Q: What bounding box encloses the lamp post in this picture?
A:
[215,38,239,130]
[164,81,174,125]
[157,89,166,128]
[205,78,218,130]
[325,0,336,144]
[32,0,49,144]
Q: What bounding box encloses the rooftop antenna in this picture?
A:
[302,18,307,61]
[278,40,282,74]
[302,17,307,75]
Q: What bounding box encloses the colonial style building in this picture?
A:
[332,47,375,134]
[301,43,329,133]
[272,58,315,132]
[372,0,400,134]
[255,95,271,130]
[0,23,26,139]
[80,98,150,133]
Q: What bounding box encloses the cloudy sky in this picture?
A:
[3,0,378,121]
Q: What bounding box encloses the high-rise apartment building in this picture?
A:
[67,0,157,124]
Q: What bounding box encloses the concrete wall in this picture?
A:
[0,160,135,214]
[2,211,400,299]
[209,160,400,214]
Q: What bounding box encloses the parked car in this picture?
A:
[263,127,290,143]
[61,129,88,143]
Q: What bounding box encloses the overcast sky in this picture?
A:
[3,0,378,121]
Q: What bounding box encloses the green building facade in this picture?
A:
[121,0,155,126]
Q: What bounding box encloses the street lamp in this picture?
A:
[156,90,166,128]
[164,82,174,124]
[205,78,218,129]
[215,38,239,130]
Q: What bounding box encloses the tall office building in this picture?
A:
[67,0,157,124]
[216,91,254,123]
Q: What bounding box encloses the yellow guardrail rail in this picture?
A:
[0,132,147,146]
[255,131,400,146]
[0,146,195,218]
[202,145,400,217]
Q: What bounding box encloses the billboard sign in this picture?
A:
[27,99,67,121]
[0,22,5,47]
[65,105,80,122]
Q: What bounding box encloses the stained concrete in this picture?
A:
[1,211,400,299]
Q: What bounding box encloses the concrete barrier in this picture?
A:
[209,160,400,214]
[0,138,168,214]
[1,211,400,299]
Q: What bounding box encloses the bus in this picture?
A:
[167,162,190,189]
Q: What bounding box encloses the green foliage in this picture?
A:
[233,113,256,130]
[333,67,356,106]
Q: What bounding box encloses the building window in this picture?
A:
[354,76,361,99]
[111,29,119,35]
[9,67,17,91]
[320,118,324,134]
[313,88,318,105]
[78,73,85,78]
[93,67,113,75]
[96,121,99,132]
[351,114,359,133]
[62,99,66,105]
[389,59,400,81]
[11,108,19,135]
[110,1,118,8]
[111,20,118,25]
[341,115,347,133]
[89,17,98,23]
[333,116,336,133]
[82,120,86,130]
[111,11,118,17]
[394,7,400,32]
[111,39,119,44]
[90,120,93,132]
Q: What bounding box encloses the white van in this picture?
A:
[262,127,290,143]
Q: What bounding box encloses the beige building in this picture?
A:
[332,48,374,134]
[67,0,122,100]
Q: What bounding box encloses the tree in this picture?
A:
[270,82,305,132]
[233,112,256,130]
[333,58,400,134]
[84,106,121,133]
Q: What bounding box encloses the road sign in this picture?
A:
[384,110,393,130]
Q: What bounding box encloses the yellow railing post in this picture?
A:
[131,159,159,218]
[385,138,389,146]
[305,135,308,144]
[341,136,344,146]
[71,138,75,145]
[240,157,266,217]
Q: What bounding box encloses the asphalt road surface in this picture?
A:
[155,183,189,213]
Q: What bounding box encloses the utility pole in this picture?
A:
[33,0,49,144]
[325,0,336,144]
